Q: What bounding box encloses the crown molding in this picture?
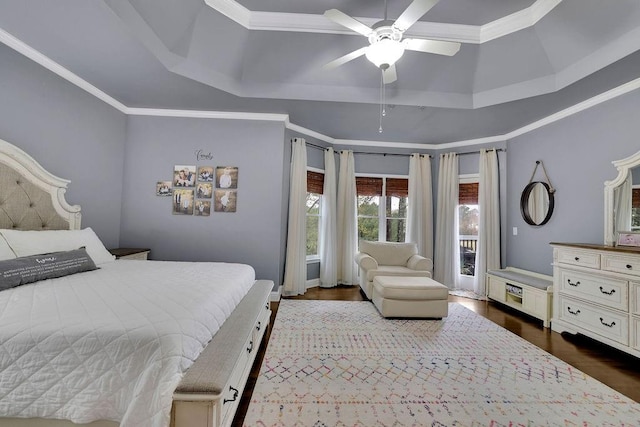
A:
[127,108,288,122]
[3,25,638,151]
[0,27,128,113]
[204,0,561,44]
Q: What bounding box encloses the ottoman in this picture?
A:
[372,276,449,318]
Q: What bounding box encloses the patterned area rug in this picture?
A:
[244,301,640,426]
[448,289,488,300]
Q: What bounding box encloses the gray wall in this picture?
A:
[4,38,640,285]
[506,89,640,275]
[0,44,126,248]
[120,116,287,285]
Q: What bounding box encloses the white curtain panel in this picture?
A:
[406,154,433,261]
[336,150,358,285]
[473,149,501,296]
[434,152,460,289]
[282,138,308,296]
[615,173,632,233]
[319,147,338,288]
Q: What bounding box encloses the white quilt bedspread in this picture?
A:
[0,260,256,427]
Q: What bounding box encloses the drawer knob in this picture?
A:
[599,286,616,296]
[574,257,580,261]
[567,307,581,315]
[626,264,633,269]
[256,321,262,331]
[567,279,580,287]
[247,340,254,353]
[223,386,239,404]
[600,317,616,328]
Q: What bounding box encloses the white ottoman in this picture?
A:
[372,276,449,318]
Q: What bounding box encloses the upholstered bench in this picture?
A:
[372,276,449,318]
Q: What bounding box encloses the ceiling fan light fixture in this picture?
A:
[365,39,405,69]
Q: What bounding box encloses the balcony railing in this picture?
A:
[460,235,478,276]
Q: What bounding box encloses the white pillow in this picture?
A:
[0,227,115,265]
[0,235,16,261]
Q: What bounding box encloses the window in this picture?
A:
[633,187,640,231]
[459,177,479,276]
[356,176,408,242]
[306,170,323,259]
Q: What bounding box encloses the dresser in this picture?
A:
[551,242,640,358]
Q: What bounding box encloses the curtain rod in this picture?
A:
[305,141,505,158]
[304,142,428,158]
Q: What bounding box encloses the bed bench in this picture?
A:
[486,267,553,327]
[172,279,272,427]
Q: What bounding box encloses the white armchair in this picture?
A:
[354,240,433,299]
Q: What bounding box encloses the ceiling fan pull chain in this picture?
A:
[379,70,384,133]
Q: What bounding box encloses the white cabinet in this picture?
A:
[551,243,640,358]
[486,267,553,327]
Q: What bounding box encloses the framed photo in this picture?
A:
[173,189,194,215]
[214,190,237,212]
[617,231,640,247]
[196,183,213,199]
[216,166,238,189]
[173,165,196,188]
[156,181,172,196]
[194,200,211,217]
[197,166,214,182]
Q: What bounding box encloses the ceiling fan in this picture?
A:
[323,0,461,84]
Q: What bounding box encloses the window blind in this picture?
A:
[459,182,479,205]
[307,171,324,194]
[386,178,408,197]
[356,177,383,196]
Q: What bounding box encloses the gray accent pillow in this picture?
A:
[0,247,98,291]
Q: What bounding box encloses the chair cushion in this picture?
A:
[373,276,449,300]
[366,266,430,282]
[359,241,418,266]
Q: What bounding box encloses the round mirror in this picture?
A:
[520,181,554,226]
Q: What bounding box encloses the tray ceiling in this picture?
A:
[1,0,639,145]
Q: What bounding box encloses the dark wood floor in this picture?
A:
[233,286,640,426]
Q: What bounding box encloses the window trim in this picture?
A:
[306,166,324,261]
[356,173,408,242]
[458,174,479,283]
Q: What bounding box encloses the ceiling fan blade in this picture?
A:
[323,46,369,70]
[383,65,397,84]
[394,0,440,32]
[404,38,461,56]
[324,9,373,37]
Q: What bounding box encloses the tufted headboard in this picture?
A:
[0,138,81,231]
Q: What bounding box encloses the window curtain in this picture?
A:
[473,149,501,296]
[406,154,433,261]
[319,148,338,288]
[434,152,459,289]
[337,150,358,285]
[283,138,307,296]
[615,173,632,233]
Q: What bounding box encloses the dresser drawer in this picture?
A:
[557,269,628,311]
[557,295,629,345]
[633,316,640,351]
[556,248,601,269]
[602,253,640,277]
[632,283,640,315]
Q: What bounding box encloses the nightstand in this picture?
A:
[108,248,151,260]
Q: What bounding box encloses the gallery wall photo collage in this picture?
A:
[156,165,238,216]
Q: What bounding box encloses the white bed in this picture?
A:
[0,138,272,427]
